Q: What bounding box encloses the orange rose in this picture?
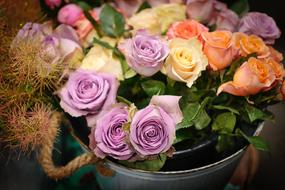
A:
[167,20,208,40]
[232,32,270,58]
[217,57,276,96]
[201,30,238,71]
[266,58,285,81]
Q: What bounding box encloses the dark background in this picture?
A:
[1,0,285,190]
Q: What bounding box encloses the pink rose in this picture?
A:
[57,4,83,26]
[167,20,208,40]
[44,0,61,10]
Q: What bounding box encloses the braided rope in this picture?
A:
[38,112,98,180]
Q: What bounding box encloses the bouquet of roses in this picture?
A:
[0,0,284,172]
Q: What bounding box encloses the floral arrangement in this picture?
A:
[0,0,284,171]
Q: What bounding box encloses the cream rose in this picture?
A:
[162,38,208,88]
[80,37,124,80]
[127,3,186,35]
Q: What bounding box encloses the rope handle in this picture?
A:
[38,112,99,180]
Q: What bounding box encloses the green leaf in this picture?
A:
[247,136,270,151]
[116,96,132,106]
[174,128,194,144]
[193,109,211,130]
[141,80,166,96]
[215,135,234,152]
[93,37,114,50]
[176,102,199,130]
[124,68,137,79]
[237,129,270,151]
[177,97,211,130]
[77,1,92,10]
[119,154,167,171]
[119,58,136,79]
[211,105,240,115]
[245,105,273,123]
[100,4,125,37]
[230,0,249,16]
[212,112,236,134]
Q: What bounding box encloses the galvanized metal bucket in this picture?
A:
[94,123,264,190]
[95,147,245,190]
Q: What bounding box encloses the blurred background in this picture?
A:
[0,0,284,189]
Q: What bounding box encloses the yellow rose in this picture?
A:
[127,4,186,35]
[127,9,161,34]
[162,38,208,88]
[154,4,186,33]
[80,37,124,80]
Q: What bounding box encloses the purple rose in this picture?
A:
[59,69,119,118]
[119,30,169,77]
[238,12,281,44]
[130,104,176,156]
[89,104,134,160]
[186,0,215,23]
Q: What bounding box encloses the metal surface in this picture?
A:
[95,148,246,190]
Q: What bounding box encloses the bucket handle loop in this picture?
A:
[38,112,99,180]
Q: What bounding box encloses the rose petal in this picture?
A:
[150,95,183,124]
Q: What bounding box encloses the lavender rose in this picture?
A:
[208,1,239,32]
[119,30,169,77]
[89,104,134,160]
[59,69,119,118]
[130,104,176,156]
[11,22,83,71]
[238,12,281,44]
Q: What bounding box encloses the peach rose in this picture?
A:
[268,46,283,62]
[217,57,276,96]
[232,32,270,58]
[167,20,208,40]
[202,30,238,71]
[73,9,100,47]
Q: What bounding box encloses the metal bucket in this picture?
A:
[95,147,245,190]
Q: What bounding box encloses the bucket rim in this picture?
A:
[104,146,246,175]
[102,123,264,174]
